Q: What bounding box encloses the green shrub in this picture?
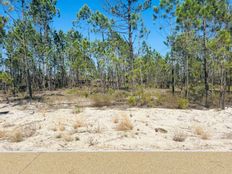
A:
[140,93,153,107]
[156,93,165,105]
[128,96,137,106]
[177,98,189,109]
[107,88,114,95]
[189,85,204,101]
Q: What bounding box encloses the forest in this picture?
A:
[0,0,231,110]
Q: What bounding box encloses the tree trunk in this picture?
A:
[22,0,32,100]
[185,54,189,99]
[128,0,134,87]
[219,62,226,110]
[203,18,209,108]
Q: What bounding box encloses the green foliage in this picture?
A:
[0,72,12,85]
[177,98,189,109]
[127,88,154,107]
[189,85,205,101]
[140,93,153,107]
[128,96,137,106]
[0,0,231,110]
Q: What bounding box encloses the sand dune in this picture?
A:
[0,102,232,151]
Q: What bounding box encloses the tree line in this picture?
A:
[0,0,231,109]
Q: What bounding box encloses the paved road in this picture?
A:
[0,153,231,174]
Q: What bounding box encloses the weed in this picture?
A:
[177,98,189,109]
[128,96,137,106]
[173,131,186,142]
[194,126,210,140]
[9,129,23,142]
[116,116,133,131]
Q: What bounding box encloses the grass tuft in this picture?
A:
[9,129,23,142]
[173,131,186,142]
[0,130,6,139]
[194,126,210,140]
[116,115,133,131]
[73,118,86,129]
[177,98,189,109]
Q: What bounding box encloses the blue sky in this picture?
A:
[53,0,169,56]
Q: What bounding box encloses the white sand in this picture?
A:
[0,102,232,152]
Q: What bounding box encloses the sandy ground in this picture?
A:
[0,101,232,152]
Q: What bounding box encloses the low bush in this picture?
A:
[177,98,189,109]
[91,94,112,107]
[140,92,153,107]
[127,96,137,106]
[154,93,178,108]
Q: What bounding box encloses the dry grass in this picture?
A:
[0,130,6,139]
[58,123,65,131]
[201,132,210,140]
[194,126,210,140]
[194,126,205,136]
[22,125,37,138]
[73,117,86,129]
[155,93,184,109]
[173,131,186,142]
[91,94,112,107]
[116,115,133,131]
[2,124,37,143]
[9,129,23,142]
[94,122,103,134]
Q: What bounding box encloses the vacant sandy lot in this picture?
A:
[0,100,232,151]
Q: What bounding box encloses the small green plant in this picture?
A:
[107,88,115,95]
[73,106,82,114]
[128,96,137,106]
[177,98,189,109]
